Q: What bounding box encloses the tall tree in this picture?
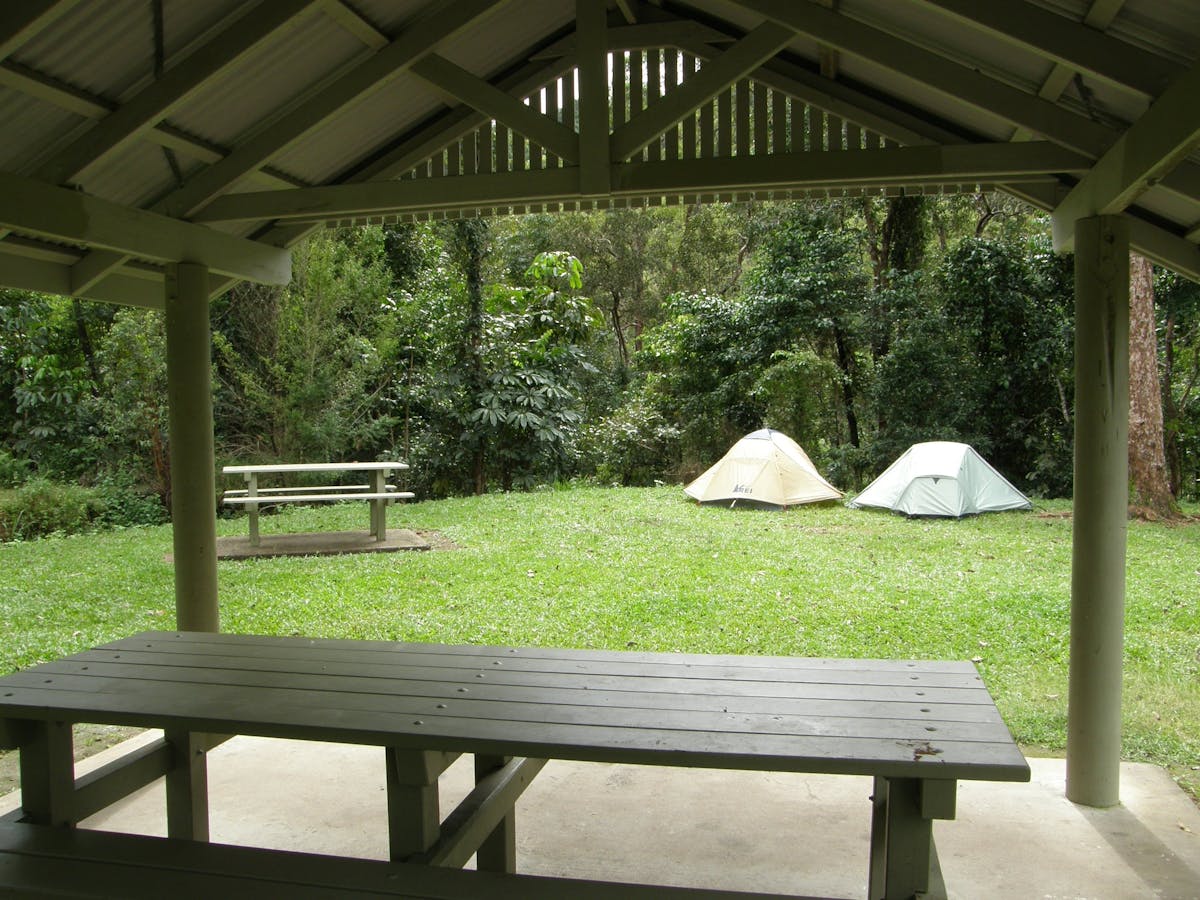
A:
[449,219,490,494]
[1127,254,1178,517]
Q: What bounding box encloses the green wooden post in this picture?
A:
[18,720,75,827]
[1066,216,1129,808]
[165,263,219,633]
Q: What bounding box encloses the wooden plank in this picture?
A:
[772,87,786,154]
[628,51,643,160]
[646,48,661,162]
[72,736,173,820]
[17,660,1005,723]
[664,48,679,161]
[735,79,749,156]
[790,97,803,153]
[414,756,547,869]
[91,632,988,678]
[54,647,993,696]
[222,462,408,473]
[6,665,1015,744]
[224,485,399,495]
[0,822,828,899]
[681,54,697,160]
[0,684,1028,780]
[753,80,767,156]
[222,492,406,504]
[0,634,1028,783]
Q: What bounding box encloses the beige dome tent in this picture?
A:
[848,441,1032,517]
[684,429,842,508]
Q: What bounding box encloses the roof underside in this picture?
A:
[1,0,1198,307]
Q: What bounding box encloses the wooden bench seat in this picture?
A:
[0,822,832,900]
[222,491,414,505]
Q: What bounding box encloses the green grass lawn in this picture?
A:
[2,484,1197,799]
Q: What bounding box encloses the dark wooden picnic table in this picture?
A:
[0,631,1029,899]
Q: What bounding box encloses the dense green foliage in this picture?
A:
[1,486,1196,799]
[2,194,1199,541]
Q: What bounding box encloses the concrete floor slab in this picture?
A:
[212,528,429,560]
[3,733,1197,899]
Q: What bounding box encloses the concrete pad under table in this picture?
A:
[215,528,429,560]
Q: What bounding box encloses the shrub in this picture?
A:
[91,475,169,528]
[0,478,101,541]
[581,394,680,486]
[0,451,31,488]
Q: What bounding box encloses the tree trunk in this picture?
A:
[833,328,860,447]
[1127,253,1177,517]
[452,220,488,495]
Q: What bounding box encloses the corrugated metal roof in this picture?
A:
[0,0,1197,294]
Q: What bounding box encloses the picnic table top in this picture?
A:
[0,631,1029,784]
[223,462,408,474]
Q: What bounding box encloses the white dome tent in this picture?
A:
[849,441,1031,518]
[684,429,842,509]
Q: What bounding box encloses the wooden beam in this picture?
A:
[1053,60,1200,249]
[911,0,1180,98]
[577,0,610,195]
[731,0,1200,211]
[32,0,322,186]
[0,172,291,284]
[411,757,547,869]
[193,142,1088,222]
[0,62,304,189]
[614,142,1089,194]
[321,0,389,49]
[1006,182,1200,284]
[194,167,582,222]
[675,35,951,147]
[71,249,130,294]
[729,0,1115,158]
[1015,0,1127,141]
[155,0,511,219]
[610,23,795,161]
[410,54,580,164]
[0,250,167,308]
[0,0,82,63]
[530,21,734,59]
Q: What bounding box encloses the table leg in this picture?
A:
[244,473,260,546]
[868,775,945,900]
[19,720,75,827]
[164,729,209,841]
[370,469,387,541]
[385,748,445,861]
[474,753,516,872]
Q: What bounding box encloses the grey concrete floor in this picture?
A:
[3,732,1198,899]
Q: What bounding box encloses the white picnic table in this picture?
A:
[222,461,411,545]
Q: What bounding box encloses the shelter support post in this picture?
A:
[1066,216,1128,808]
[164,262,219,633]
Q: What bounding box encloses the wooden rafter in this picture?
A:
[31,0,323,186]
[1053,60,1200,248]
[912,0,1179,99]
[0,0,82,64]
[0,172,290,284]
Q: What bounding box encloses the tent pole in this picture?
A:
[164,262,219,633]
[1066,216,1128,808]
